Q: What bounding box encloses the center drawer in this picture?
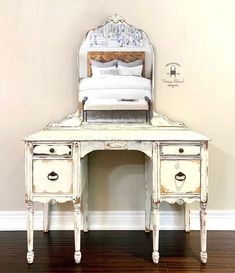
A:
[160,159,201,195]
[32,159,73,194]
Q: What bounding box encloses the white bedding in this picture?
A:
[79,76,151,101]
[79,88,151,101]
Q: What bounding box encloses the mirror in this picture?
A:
[78,14,154,123]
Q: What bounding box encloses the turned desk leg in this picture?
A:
[43,203,50,233]
[184,203,190,232]
[152,202,160,263]
[200,201,208,263]
[82,182,89,232]
[26,201,34,264]
[145,156,151,232]
[74,200,81,263]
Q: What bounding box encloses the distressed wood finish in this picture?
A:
[160,144,201,156]
[25,123,209,264]
[32,159,73,193]
[81,156,89,232]
[87,51,145,77]
[200,201,207,263]
[72,142,80,199]
[81,140,152,158]
[144,155,152,232]
[43,203,50,232]
[73,200,81,263]
[184,203,190,232]
[24,141,82,263]
[152,203,160,263]
[25,142,33,202]
[26,201,34,264]
[33,144,72,156]
[160,159,201,195]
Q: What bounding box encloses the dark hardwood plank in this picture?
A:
[0,231,234,273]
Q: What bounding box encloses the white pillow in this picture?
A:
[91,59,118,67]
[118,65,143,77]
[91,66,118,77]
[118,59,143,67]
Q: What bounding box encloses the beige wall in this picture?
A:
[0,0,235,212]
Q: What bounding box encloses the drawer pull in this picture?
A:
[47,171,59,181]
[179,148,184,153]
[105,142,127,150]
[175,172,186,182]
[49,148,55,153]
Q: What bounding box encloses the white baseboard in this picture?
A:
[0,210,235,231]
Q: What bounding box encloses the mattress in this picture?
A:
[79,76,151,101]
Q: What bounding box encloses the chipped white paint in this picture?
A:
[184,203,190,232]
[160,159,201,195]
[152,203,160,263]
[72,142,80,199]
[45,110,188,129]
[200,201,208,263]
[25,125,209,264]
[25,142,33,202]
[32,159,73,194]
[33,144,71,156]
[128,141,152,158]
[26,201,34,264]
[81,156,89,232]
[43,203,49,232]
[73,200,81,263]
[80,140,153,158]
[80,141,105,158]
[26,124,209,142]
[160,144,201,156]
[144,155,152,232]
[200,142,209,203]
[104,141,128,150]
[47,112,82,128]
[151,112,185,128]
[32,196,72,204]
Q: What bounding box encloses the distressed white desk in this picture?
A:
[24,124,209,264]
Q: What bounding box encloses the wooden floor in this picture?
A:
[0,230,234,273]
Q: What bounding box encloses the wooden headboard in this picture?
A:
[87,51,145,77]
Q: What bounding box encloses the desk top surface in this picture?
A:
[25,125,210,142]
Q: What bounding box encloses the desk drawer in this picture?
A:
[160,159,201,194]
[160,144,200,156]
[33,145,72,156]
[32,159,73,194]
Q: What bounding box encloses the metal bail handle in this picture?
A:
[47,171,59,181]
[175,172,186,182]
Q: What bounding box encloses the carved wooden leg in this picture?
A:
[145,156,151,232]
[184,203,190,232]
[152,202,160,263]
[26,201,34,264]
[43,203,50,233]
[74,200,81,263]
[200,201,207,263]
[82,182,89,232]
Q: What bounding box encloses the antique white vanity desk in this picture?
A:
[24,15,210,265]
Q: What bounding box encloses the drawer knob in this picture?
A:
[175,172,186,182]
[47,171,59,181]
[179,148,184,153]
[49,148,55,153]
